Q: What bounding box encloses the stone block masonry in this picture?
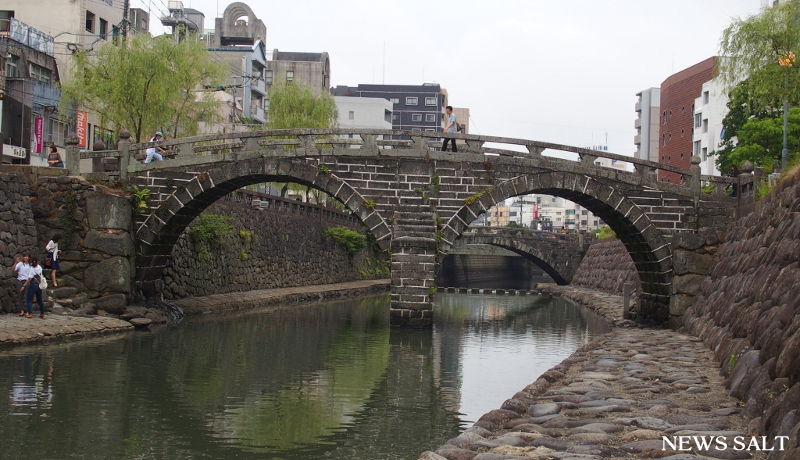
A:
[0,174,38,312]
[683,170,800,456]
[161,201,389,299]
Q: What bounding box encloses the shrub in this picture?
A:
[592,226,616,239]
[130,186,151,214]
[323,226,366,257]
[190,214,234,247]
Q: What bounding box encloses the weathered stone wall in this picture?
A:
[570,237,639,306]
[0,173,38,312]
[29,177,136,315]
[683,173,800,458]
[162,202,389,299]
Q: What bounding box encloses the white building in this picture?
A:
[761,0,785,7]
[634,88,660,163]
[334,96,393,132]
[505,195,603,231]
[692,79,727,176]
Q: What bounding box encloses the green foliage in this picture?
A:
[592,226,616,239]
[507,222,525,228]
[60,32,227,142]
[755,180,775,201]
[238,229,252,243]
[728,354,737,374]
[190,214,234,247]
[431,174,440,195]
[364,200,375,209]
[724,107,800,169]
[267,76,338,129]
[323,226,366,257]
[319,165,330,174]
[413,187,423,195]
[130,186,151,214]
[700,182,716,194]
[428,285,437,297]
[464,189,490,205]
[238,249,249,261]
[718,2,800,114]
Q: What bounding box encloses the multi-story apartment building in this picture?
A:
[692,79,726,176]
[202,2,330,126]
[634,88,660,163]
[334,96,393,132]
[658,57,718,183]
[0,16,62,165]
[331,84,448,139]
[2,1,124,163]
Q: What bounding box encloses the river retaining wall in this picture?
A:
[683,171,800,452]
[161,201,389,299]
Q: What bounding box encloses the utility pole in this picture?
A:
[122,0,130,40]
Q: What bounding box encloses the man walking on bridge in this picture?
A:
[441,106,458,153]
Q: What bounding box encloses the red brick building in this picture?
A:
[658,57,717,183]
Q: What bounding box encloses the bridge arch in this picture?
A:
[439,171,673,322]
[133,157,392,284]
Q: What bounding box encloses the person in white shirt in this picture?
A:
[12,252,31,316]
[45,234,62,287]
[145,132,166,163]
[20,257,46,318]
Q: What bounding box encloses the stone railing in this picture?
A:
[465,226,590,244]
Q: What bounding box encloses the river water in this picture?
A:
[0,293,608,459]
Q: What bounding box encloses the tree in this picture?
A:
[266,77,338,200]
[60,33,227,142]
[718,1,800,113]
[266,77,338,130]
[724,107,800,168]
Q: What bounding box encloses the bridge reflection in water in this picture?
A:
[0,293,607,460]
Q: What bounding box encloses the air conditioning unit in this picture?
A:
[168,1,184,11]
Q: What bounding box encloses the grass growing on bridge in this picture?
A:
[323,226,366,257]
[190,214,235,248]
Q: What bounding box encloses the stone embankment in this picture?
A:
[569,237,639,306]
[683,168,800,453]
[419,290,773,460]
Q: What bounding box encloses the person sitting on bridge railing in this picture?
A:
[441,106,458,153]
[145,132,166,164]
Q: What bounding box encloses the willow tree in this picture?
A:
[718,1,800,110]
[60,33,227,142]
[266,77,338,200]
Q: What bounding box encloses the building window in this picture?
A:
[581,210,588,215]
[425,97,436,106]
[286,71,294,82]
[265,70,273,84]
[348,111,354,120]
[99,18,108,39]
[703,91,710,104]
[392,113,399,121]
[680,152,684,160]
[29,64,50,84]
[695,113,702,128]
[389,97,399,104]
[702,147,708,160]
[141,19,147,30]
[681,129,685,137]
[47,118,67,146]
[425,128,435,132]
[581,220,587,226]
[702,119,708,133]
[425,113,436,122]
[411,128,422,131]
[406,97,418,106]
[5,54,18,78]
[86,11,95,33]
[412,114,422,122]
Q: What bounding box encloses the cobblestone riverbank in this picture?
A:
[419,288,770,460]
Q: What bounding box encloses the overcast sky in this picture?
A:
[134,0,764,156]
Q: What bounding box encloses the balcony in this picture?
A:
[634,117,641,129]
[635,101,642,112]
[251,77,266,95]
[250,105,266,123]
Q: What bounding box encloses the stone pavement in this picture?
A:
[0,314,133,346]
[419,289,769,460]
[172,279,390,315]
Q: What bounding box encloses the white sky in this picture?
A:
[134,0,764,156]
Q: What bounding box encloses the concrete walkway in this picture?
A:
[420,288,768,460]
[0,315,133,346]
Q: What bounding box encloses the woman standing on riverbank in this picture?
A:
[12,253,31,316]
[45,234,61,287]
[20,257,45,319]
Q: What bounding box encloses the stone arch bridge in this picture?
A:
[68,128,746,327]
[451,227,593,285]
